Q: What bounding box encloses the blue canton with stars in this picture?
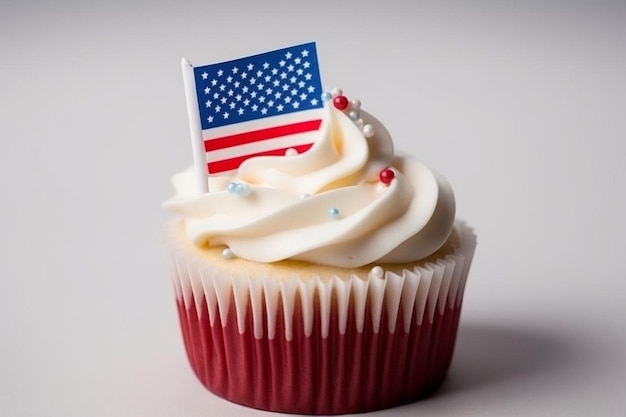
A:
[194,42,323,130]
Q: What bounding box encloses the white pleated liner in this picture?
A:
[164,222,476,341]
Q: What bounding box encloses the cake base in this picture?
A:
[164,221,476,414]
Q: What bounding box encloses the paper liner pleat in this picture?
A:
[163,221,476,414]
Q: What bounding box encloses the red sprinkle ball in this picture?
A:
[333,95,349,110]
[379,168,395,185]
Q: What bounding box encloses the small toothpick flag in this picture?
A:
[181,42,324,192]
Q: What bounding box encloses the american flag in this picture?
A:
[192,42,324,174]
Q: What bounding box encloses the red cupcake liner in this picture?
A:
[164,222,476,414]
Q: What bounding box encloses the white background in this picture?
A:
[1,1,625,416]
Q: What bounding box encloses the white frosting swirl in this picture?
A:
[164,98,455,268]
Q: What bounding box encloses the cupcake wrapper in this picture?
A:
[163,222,476,415]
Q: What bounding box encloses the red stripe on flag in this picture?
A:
[207,143,314,174]
[204,120,322,152]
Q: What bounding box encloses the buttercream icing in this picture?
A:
[164,91,455,268]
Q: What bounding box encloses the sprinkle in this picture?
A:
[348,110,360,120]
[363,124,375,138]
[227,182,238,193]
[331,87,343,97]
[321,91,332,102]
[222,248,234,259]
[299,193,310,199]
[328,207,340,219]
[355,118,364,128]
[351,99,361,109]
[333,95,349,110]
[370,266,384,279]
[235,183,251,196]
[285,147,298,156]
[379,168,395,185]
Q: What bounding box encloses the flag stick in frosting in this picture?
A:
[181,58,209,193]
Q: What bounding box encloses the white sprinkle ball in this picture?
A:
[363,124,375,137]
[370,266,384,279]
[222,248,234,259]
[331,87,343,97]
[351,99,361,109]
[355,118,364,128]
[285,148,298,156]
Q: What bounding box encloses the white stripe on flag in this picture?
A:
[205,130,319,163]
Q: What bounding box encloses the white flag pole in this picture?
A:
[181,58,209,193]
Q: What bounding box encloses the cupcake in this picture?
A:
[162,44,476,415]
